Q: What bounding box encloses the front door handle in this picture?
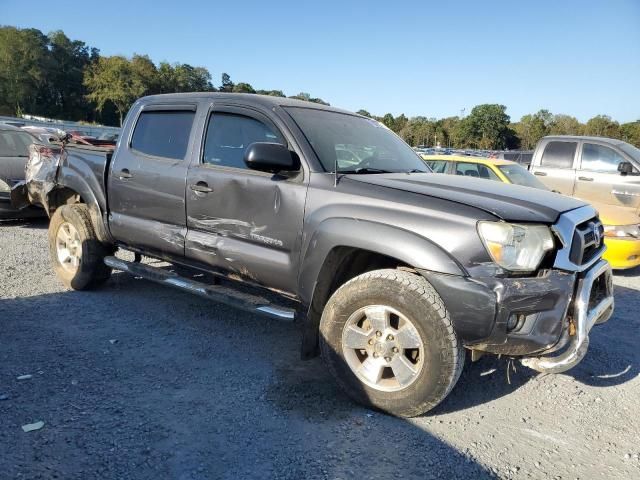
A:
[533,171,547,176]
[118,168,132,179]
[578,176,594,182]
[190,181,213,193]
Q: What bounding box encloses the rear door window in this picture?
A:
[131,110,195,160]
[581,143,627,172]
[426,160,449,173]
[454,162,500,181]
[540,141,577,169]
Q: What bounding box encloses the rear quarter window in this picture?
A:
[540,141,576,169]
[130,110,195,160]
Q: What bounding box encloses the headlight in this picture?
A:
[604,224,640,239]
[478,221,555,272]
[0,179,10,192]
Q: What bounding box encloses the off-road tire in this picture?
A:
[48,204,113,290]
[319,269,465,417]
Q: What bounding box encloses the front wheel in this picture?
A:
[48,204,113,290]
[319,269,464,417]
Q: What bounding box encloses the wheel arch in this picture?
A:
[46,171,111,244]
[298,218,466,359]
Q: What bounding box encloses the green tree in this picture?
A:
[584,115,620,138]
[40,30,97,119]
[289,92,329,105]
[220,72,234,92]
[84,56,145,126]
[356,109,371,117]
[0,27,49,115]
[620,121,640,147]
[232,82,256,93]
[130,54,159,95]
[548,114,583,136]
[463,104,511,149]
[256,89,285,97]
[513,110,552,149]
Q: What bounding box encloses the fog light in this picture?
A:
[507,314,527,332]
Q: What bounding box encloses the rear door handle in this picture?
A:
[190,181,213,193]
[533,171,547,176]
[578,176,594,182]
[118,168,132,179]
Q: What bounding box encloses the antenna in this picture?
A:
[334,153,338,187]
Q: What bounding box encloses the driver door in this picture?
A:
[184,105,307,293]
[574,142,640,209]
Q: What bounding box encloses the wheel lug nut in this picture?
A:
[368,339,374,345]
[375,331,382,337]
[387,334,394,341]
[373,352,379,358]
[384,357,391,362]
[392,347,399,353]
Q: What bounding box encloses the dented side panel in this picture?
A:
[185,166,307,293]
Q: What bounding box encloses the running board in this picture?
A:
[104,256,296,321]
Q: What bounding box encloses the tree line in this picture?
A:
[365,107,640,150]
[1,26,638,149]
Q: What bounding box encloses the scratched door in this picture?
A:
[184,106,307,293]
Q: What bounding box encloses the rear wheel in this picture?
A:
[48,204,113,290]
[319,269,464,417]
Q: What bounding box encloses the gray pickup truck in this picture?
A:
[13,93,614,416]
[530,135,640,215]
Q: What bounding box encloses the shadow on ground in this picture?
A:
[0,217,49,229]
[434,282,639,414]
[0,273,496,479]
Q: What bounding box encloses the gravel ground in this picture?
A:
[1,219,639,479]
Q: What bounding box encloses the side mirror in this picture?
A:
[244,142,299,173]
[618,161,634,175]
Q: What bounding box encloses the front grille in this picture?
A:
[569,219,605,266]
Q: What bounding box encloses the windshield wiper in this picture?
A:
[406,169,427,173]
[338,167,394,174]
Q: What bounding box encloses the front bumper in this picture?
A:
[521,259,613,373]
[421,259,614,374]
[602,237,640,270]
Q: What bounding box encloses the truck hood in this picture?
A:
[347,173,587,223]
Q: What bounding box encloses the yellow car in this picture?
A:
[421,155,640,270]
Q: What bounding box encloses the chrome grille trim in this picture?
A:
[552,205,606,272]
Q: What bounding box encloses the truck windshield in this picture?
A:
[285,107,428,173]
[497,164,548,190]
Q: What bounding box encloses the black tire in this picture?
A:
[319,269,465,417]
[48,204,113,290]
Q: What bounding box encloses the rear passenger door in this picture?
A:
[184,105,307,293]
[108,105,198,257]
[532,140,578,195]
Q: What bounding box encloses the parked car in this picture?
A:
[13,93,614,416]
[488,150,533,167]
[421,154,640,269]
[0,124,44,219]
[529,136,640,212]
[21,125,67,144]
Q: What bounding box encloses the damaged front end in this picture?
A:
[11,143,65,213]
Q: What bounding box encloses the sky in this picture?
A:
[2,0,639,122]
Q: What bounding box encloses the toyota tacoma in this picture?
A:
[12,93,614,416]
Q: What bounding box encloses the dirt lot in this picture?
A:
[1,219,639,479]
